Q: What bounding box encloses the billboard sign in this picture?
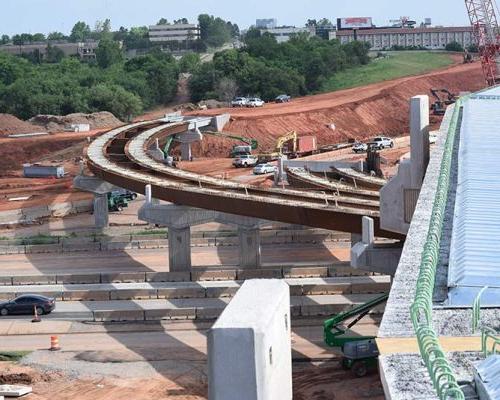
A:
[337,17,373,30]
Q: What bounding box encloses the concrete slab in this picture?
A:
[0,385,32,397]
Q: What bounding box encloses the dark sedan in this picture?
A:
[0,294,55,316]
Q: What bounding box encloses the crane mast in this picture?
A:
[465,0,500,85]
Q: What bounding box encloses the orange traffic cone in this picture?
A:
[31,306,41,323]
[49,336,60,351]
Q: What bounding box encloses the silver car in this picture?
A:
[231,97,248,107]
[253,163,276,175]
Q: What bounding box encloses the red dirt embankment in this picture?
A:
[189,62,485,155]
[0,114,46,136]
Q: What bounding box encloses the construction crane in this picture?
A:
[465,0,500,86]
[430,88,458,115]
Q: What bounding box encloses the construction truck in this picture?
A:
[324,293,389,377]
[430,88,458,116]
[107,190,137,212]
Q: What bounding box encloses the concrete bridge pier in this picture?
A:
[139,185,266,272]
[351,216,402,276]
[73,173,120,229]
[175,127,203,161]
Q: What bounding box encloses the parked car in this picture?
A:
[0,294,55,316]
[371,137,394,150]
[352,142,368,154]
[231,97,248,107]
[247,98,265,107]
[275,94,291,103]
[233,154,259,168]
[253,163,276,175]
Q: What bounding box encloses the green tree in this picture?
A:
[174,18,189,24]
[87,83,142,120]
[32,33,46,42]
[46,44,65,63]
[157,18,168,25]
[47,32,66,41]
[0,35,9,45]
[179,52,201,73]
[70,21,91,42]
[445,41,464,52]
[95,39,123,68]
[198,14,234,48]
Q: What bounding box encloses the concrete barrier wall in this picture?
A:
[0,199,93,226]
[0,229,350,255]
[208,280,292,400]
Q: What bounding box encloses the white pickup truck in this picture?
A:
[233,154,258,168]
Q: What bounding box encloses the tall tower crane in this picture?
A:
[465,0,500,86]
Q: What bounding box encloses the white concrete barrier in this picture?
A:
[208,280,292,400]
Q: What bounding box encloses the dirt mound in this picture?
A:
[198,99,228,109]
[0,372,33,385]
[189,62,485,156]
[29,112,122,132]
[0,114,47,136]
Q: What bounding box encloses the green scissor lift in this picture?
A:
[323,293,389,377]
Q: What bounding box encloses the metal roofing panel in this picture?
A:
[474,355,500,400]
[448,96,500,306]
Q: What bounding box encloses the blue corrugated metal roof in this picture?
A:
[448,93,500,306]
[475,355,500,400]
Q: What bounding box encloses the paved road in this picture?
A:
[0,243,349,275]
[0,319,378,360]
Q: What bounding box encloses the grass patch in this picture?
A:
[132,229,168,236]
[322,51,455,92]
[0,351,30,362]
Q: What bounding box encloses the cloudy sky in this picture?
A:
[1,0,471,35]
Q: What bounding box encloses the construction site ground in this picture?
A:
[187,59,484,157]
[0,316,384,399]
[0,58,483,214]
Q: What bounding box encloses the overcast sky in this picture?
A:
[1,0,471,36]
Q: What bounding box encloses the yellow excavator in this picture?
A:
[258,131,297,163]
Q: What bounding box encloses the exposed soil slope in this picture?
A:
[189,62,484,155]
[29,112,122,133]
[0,114,46,136]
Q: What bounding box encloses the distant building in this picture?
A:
[256,18,278,29]
[336,26,473,50]
[315,24,337,40]
[148,23,200,43]
[259,26,315,43]
[0,41,99,60]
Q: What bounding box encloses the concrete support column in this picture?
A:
[168,226,192,272]
[181,142,192,161]
[93,193,109,229]
[351,233,362,246]
[362,216,375,245]
[238,227,261,268]
[410,95,430,187]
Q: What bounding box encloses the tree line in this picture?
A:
[1,15,239,53]
[0,21,372,122]
[189,29,371,102]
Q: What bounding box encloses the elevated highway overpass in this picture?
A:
[84,117,403,240]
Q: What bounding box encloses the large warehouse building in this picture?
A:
[336,26,473,50]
